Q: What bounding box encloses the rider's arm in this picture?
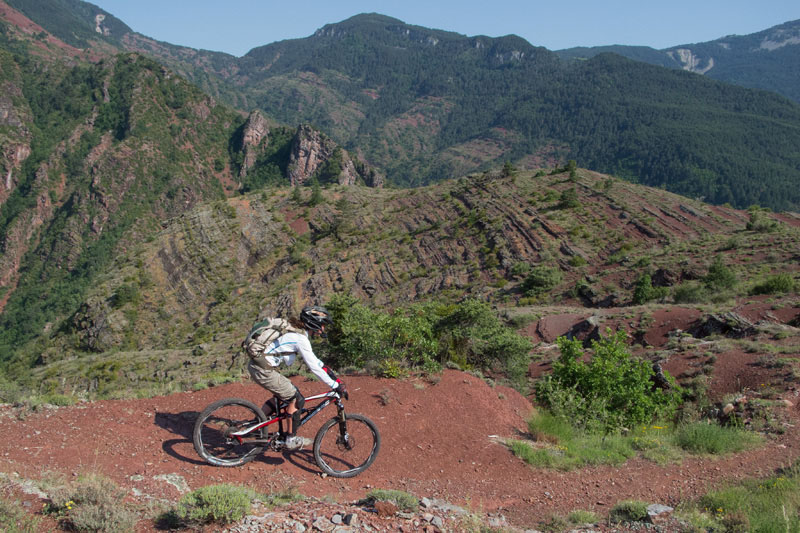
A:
[294,334,339,389]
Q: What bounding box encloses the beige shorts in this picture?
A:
[247,361,296,400]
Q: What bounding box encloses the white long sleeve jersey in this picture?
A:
[263,332,338,389]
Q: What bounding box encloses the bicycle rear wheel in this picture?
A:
[313,413,380,478]
[193,398,268,467]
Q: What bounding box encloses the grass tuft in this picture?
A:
[609,500,648,523]
[364,489,418,512]
[674,422,763,455]
[0,497,41,533]
[45,473,137,533]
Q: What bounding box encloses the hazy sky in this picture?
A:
[87,0,800,57]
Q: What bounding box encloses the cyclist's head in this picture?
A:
[300,306,332,333]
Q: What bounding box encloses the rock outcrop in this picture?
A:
[238,110,269,180]
[287,124,383,187]
[0,77,33,202]
[287,124,336,186]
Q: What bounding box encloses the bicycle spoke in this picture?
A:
[314,414,380,477]
[194,399,267,467]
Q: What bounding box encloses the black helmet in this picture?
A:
[300,306,332,332]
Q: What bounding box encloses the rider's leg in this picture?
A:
[285,398,297,434]
[286,389,305,436]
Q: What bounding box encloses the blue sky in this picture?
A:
[88,0,800,57]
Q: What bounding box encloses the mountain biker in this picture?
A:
[246,306,348,450]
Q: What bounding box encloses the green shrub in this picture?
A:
[365,489,418,512]
[0,373,24,403]
[434,299,533,389]
[510,261,532,278]
[175,484,255,525]
[609,500,648,523]
[632,273,668,305]
[558,188,581,209]
[568,255,587,267]
[112,283,140,308]
[674,422,762,455]
[535,330,681,432]
[751,273,796,295]
[325,294,440,374]
[746,209,781,233]
[704,256,737,291]
[326,296,532,389]
[673,282,707,304]
[522,266,563,297]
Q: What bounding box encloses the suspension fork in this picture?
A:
[336,401,351,445]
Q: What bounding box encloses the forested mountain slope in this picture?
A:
[4,3,800,210]
[557,19,800,104]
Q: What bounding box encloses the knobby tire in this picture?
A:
[193,398,268,467]
[313,413,380,478]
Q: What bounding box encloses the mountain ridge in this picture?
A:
[4,2,800,210]
[556,18,800,103]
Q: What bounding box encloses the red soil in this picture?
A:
[1,362,799,531]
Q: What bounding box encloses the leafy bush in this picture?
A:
[746,209,781,233]
[0,372,23,403]
[112,283,140,308]
[325,294,439,375]
[751,273,796,295]
[569,255,587,267]
[326,296,532,389]
[632,273,668,305]
[535,330,681,432]
[510,261,532,278]
[174,484,256,525]
[522,266,563,297]
[672,282,707,304]
[434,299,533,388]
[558,187,581,209]
[704,256,737,291]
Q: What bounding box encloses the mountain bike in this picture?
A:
[193,389,380,478]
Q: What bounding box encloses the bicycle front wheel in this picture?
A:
[313,413,380,478]
[193,398,268,467]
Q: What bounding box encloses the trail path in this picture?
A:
[2,369,799,531]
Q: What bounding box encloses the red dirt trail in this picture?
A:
[1,368,799,530]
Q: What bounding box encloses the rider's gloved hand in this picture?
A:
[336,380,349,400]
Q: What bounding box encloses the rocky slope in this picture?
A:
[17,167,798,397]
[0,33,380,374]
